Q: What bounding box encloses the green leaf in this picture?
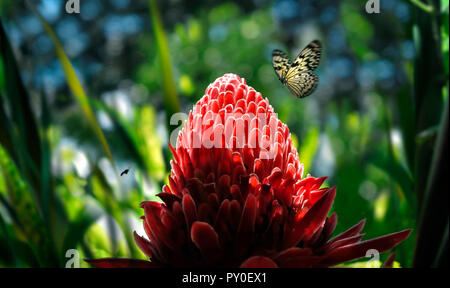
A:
[90,166,138,258]
[369,155,415,208]
[148,0,182,132]
[441,0,449,12]
[92,101,166,182]
[134,106,166,181]
[62,207,101,262]
[40,91,52,226]
[340,1,374,60]
[0,92,13,158]
[0,210,19,267]
[0,21,41,195]
[92,100,144,168]
[27,2,116,171]
[298,127,320,174]
[0,144,58,266]
[416,125,439,144]
[396,87,415,173]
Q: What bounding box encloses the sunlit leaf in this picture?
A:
[148,0,181,132]
[134,106,166,181]
[298,127,320,174]
[90,166,139,258]
[62,207,101,261]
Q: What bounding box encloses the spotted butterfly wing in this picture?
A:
[272,40,322,98]
[285,72,318,98]
[272,49,291,80]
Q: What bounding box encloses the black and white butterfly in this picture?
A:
[272,40,322,98]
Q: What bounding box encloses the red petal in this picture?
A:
[297,176,327,191]
[283,187,336,249]
[190,221,222,263]
[182,194,197,233]
[240,256,278,268]
[229,200,242,228]
[133,231,153,259]
[274,247,320,268]
[322,212,338,243]
[382,252,396,268]
[319,234,366,253]
[168,142,179,164]
[328,218,366,244]
[157,192,181,208]
[235,194,257,258]
[85,258,159,268]
[319,229,412,267]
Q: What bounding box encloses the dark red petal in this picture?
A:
[182,194,197,233]
[133,231,153,259]
[235,193,257,258]
[240,256,278,268]
[85,258,159,268]
[197,203,213,223]
[229,199,242,228]
[143,203,177,251]
[319,234,366,254]
[279,256,320,268]
[283,187,336,249]
[318,229,411,267]
[322,212,338,243]
[382,252,397,268]
[275,247,320,267]
[190,221,222,263]
[157,192,181,208]
[328,218,366,244]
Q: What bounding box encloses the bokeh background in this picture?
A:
[0,0,448,267]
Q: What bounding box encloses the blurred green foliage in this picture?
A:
[0,0,448,268]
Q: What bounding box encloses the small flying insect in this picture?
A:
[120,167,131,176]
[272,40,322,98]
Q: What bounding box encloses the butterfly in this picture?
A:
[272,40,322,98]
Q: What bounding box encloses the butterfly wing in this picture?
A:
[285,72,318,98]
[283,40,321,98]
[285,40,322,79]
[272,49,291,81]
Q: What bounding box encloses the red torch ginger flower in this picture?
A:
[87,74,410,268]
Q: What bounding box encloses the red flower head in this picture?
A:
[87,74,410,268]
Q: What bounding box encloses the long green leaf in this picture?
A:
[396,86,415,173]
[0,21,41,196]
[413,95,449,267]
[92,101,166,182]
[0,144,58,266]
[0,92,13,158]
[90,165,138,258]
[26,2,116,171]
[91,100,145,169]
[412,0,445,204]
[40,91,52,226]
[148,0,182,132]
